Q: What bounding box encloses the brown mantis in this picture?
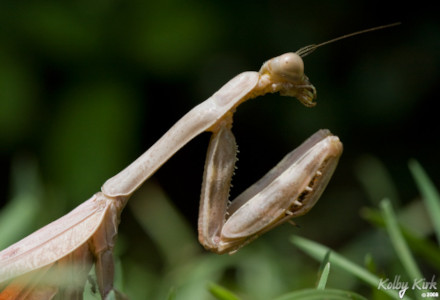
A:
[0,23,399,299]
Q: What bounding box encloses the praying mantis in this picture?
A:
[0,23,399,299]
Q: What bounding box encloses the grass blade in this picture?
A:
[208,282,241,300]
[380,199,423,281]
[361,207,440,271]
[316,262,330,290]
[380,199,425,300]
[273,288,368,300]
[290,235,412,300]
[408,159,440,246]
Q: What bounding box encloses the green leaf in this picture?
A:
[129,181,199,267]
[361,207,440,271]
[380,199,423,281]
[408,159,440,246]
[317,251,331,277]
[316,262,330,290]
[105,290,117,300]
[274,288,368,300]
[0,157,42,249]
[380,199,424,300]
[355,155,400,207]
[290,235,411,300]
[208,282,241,300]
[166,287,177,300]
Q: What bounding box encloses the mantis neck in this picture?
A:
[101,72,260,198]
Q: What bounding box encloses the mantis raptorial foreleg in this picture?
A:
[199,127,342,254]
[0,23,399,299]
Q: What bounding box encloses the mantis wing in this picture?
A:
[1,242,93,299]
[1,72,260,292]
[0,194,109,284]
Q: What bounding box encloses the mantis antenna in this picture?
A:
[296,22,401,57]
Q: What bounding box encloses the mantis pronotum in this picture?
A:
[0,23,399,299]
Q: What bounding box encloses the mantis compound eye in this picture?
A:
[275,52,304,81]
[260,52,305,82]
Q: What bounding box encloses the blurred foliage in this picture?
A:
[1,0,439,299]
[291,161,440,300]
